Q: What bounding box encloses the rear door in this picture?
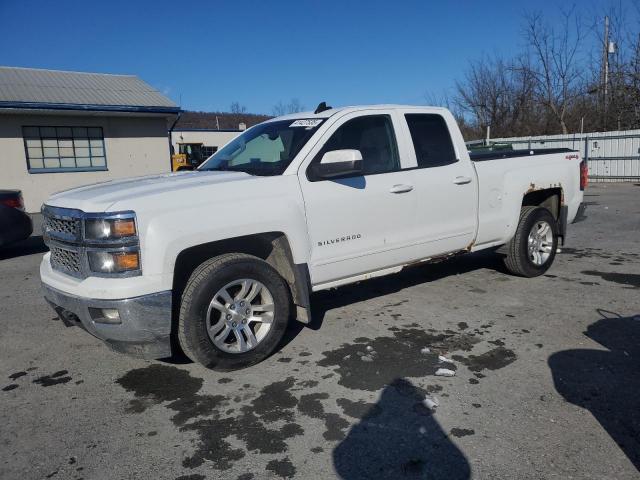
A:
[297,110,417,286]
[399,111,478,255]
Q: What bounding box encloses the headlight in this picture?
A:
[84,212,140,276]
[88,250,140,274]
[85,217,136,241]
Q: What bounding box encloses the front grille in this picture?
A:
[50,245,82,277]
[44,216,81,238]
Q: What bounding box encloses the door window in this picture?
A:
[405,114,457,168]
[311,115,400,177]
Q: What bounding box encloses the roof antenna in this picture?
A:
[314,101,332,114]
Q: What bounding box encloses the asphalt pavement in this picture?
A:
[1,183,638,479]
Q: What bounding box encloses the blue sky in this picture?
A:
[0,0,632,114]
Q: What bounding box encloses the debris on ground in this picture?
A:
[420,347,431,354]
[435,368,456,377]
[422,396,439,410]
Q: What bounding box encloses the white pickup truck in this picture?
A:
[40,104,587,370]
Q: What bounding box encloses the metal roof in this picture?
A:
[0,66,179,113]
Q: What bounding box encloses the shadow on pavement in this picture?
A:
[0,235,48,260]
[333,378,471,480]
[548,310,640,472]
[311,250,506,324]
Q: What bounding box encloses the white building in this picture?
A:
[170,128,241,165]
[0,67,180,212]
[169,111,270,168]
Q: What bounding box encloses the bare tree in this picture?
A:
[453,55,540,139]
[523,9,585,134]
[455,56,511,138]
[272,98,306,116]
[230,101,247,114]
[424,91,454,109]
[436,6,640,140]
[629,32,640,126]
[272,100,287,116]
[595,5,640,130]
[288,98,305,113]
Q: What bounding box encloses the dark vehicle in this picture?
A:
[0,190,33,247]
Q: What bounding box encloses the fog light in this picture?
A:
[89,307,121,324]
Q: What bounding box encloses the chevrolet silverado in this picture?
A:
[40,104,586,370]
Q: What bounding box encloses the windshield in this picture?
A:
[199,119,325,176]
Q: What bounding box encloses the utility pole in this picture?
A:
[601,16,610,130]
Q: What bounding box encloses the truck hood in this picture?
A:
[45,171,253,212]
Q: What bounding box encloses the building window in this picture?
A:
[202,146,218,159]
[23,126,107,173]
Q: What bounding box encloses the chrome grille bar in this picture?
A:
[42,205,83,244]
[49,244,83,278]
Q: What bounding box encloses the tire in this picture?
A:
[503,206,558,277]
[178,253,290,371]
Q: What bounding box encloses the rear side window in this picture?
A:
[315,115,400,176]
[405,114,457,168]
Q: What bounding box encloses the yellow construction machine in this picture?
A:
[171,143,208,171]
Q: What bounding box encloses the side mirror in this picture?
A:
[311,149,363,180]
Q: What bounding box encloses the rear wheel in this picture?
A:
[178,253,290,370]
[504,206,558,277]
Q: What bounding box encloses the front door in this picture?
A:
[298,111,417,286]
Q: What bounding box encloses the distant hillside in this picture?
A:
[170,111,272,130]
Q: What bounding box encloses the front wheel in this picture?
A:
[503,206,558,277]
[178,253,290,370]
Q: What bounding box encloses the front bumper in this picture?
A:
[42,283,173,359]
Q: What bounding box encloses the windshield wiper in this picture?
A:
[200,166,257,176]
[200,166,229,172]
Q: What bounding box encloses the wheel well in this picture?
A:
[522,188,562,219]
[172,232,304,314]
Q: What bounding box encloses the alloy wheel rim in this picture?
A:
[206,278,275,353]
[527,220,554,266]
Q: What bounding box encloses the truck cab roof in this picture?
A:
[269,104,449,122]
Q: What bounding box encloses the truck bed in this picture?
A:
[470,147,583,250]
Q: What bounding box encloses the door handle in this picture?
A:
[389,184,414,194]
[453,176,472,185]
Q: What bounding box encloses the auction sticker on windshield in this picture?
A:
[290,119,323,128]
